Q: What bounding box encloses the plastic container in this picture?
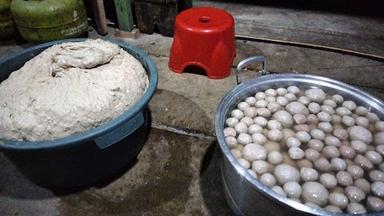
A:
[0,38,158,188]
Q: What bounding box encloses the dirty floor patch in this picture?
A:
[0,128,231,216]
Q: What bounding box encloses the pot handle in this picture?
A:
[236,56,267,84]
[94,111,144,149]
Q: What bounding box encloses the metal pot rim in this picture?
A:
[215,73,384,216]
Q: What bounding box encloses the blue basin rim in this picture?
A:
[0,38,158,151]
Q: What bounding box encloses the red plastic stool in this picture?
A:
[168,7,236,79]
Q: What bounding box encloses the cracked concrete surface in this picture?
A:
[1,0,384,215]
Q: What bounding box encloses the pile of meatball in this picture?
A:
[224,86,384,214]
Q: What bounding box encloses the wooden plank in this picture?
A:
[120,33,384,89]
[234,40,384,89]
[90,0,108,35]
[195,1,384,57]
[114,0,134,31]
[235,20,384,57]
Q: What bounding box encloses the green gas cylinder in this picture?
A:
[11,0,88,42]
[0,0,16,40]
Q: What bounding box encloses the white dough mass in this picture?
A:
[0,39,149,141]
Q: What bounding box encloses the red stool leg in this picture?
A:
[168,35,184,73]
[207,41,235,79]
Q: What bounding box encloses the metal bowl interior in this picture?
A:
[215,73,384,216]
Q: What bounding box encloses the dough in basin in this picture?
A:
[0,39,149,141]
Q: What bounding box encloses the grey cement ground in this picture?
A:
[0,1,383,215]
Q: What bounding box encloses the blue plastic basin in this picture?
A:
[0,38,158,187]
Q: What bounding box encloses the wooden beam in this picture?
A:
[90,0,108,35]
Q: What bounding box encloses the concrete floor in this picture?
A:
[0,1,383,215]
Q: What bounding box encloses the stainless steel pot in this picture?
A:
[215,56,384,216]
